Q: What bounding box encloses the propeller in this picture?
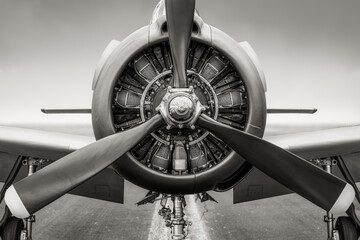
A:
[197,114,355,214]
[165,0,195,88]
[5,115,164,218]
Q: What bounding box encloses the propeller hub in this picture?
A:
[168,96,194,121]
[156,86,206,129]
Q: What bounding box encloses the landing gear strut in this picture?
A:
[312,157,360,240]
[137,193,192,240]
[0,157,45,240]
[22,158,42,240]
[321,158,338,240]
[158,194,191,240]
[168,195,191,240]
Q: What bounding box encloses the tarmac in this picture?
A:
[2,182,353,240]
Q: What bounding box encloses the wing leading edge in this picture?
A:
[0,126,94,160]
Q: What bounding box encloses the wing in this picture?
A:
[234,125,360,203]
[0,126,124,203]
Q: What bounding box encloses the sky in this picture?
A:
[0,0,359,133]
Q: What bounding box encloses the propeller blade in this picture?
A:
[5,114,164,218]
[197,114,354,214]
[165,0,195,88]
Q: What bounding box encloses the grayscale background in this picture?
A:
[0,1,359,240]
[0,0,359,126]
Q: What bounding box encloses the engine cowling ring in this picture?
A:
[92,16,266,194]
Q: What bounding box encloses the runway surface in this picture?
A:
[3,182,358,240]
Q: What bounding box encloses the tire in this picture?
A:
[1,217,24,240]
[336,217,358,240]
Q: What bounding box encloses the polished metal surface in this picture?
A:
[168,96,194,122]
[156,86,205,130]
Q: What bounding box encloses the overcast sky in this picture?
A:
[0,0,359,131]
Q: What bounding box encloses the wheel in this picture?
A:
[336,217,358,240]
[1,217,24,240]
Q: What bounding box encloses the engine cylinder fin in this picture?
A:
[191,44,206,70]
[195,46,213,73]
[152,143,171,172]
[203,137,226,163]
[114,117,142,130]
[187,41,197,70]
[212,71,237,88]
[217,91,245,108]
[218,114,245,126]
[162,42,172,70]
[206,133,230,155]
[189,143,207,172]
[114,113,140,124]
[153,46,166,71]
[120,71,145,89]
[209,67,232,86]
[113,108,140,114]
[200,52,229,81]
[217,116,244,129]
[202,139,219,164]
[146,49,164,74]
[143,140,162,165]
[114,90,142,108]
[125,68,149,87]
[215,81,244,95]
[131,135,156,160]
[218,107,247,115]
[134,54,158,81]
